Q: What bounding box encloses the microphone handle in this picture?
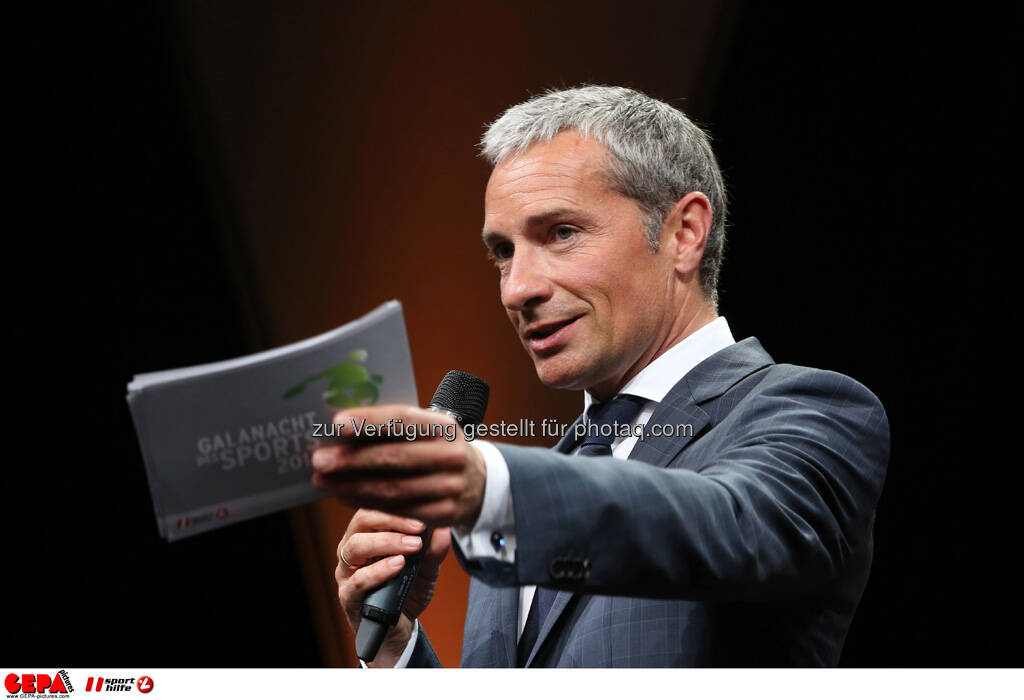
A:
[354,405,452,662]
[355,528,432,661]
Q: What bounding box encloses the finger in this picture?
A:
[345,509,426,537]
[338,554,407,620]
[417,527,452,580]
[330,405,458,442]
[315,470,466,507]
[312,438,466,475]
[339,531,424,569]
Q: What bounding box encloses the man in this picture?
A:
[311,85,890,667]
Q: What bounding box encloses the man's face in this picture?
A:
[482,132,678,397]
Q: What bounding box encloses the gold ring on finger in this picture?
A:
[339,547,360,570]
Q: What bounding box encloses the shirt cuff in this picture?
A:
[358,619,419,668]
[451,439,516,564]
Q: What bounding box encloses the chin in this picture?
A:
[532,355,591,391]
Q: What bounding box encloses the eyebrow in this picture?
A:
[481,207,589,245]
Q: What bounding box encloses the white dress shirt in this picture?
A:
[389,316,735,665]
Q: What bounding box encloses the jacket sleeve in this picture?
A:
[405,625,443,667]
[456,368,890,601]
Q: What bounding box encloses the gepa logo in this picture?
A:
[4,670,73,695]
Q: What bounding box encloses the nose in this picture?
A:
[500,245,553,312]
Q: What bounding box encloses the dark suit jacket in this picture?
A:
[408,337,890,666]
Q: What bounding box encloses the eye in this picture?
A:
[554,226,576,242]
[490,241,514,260]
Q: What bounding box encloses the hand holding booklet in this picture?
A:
[126,301,417,541]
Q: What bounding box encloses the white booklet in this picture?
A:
[126,300,417,541]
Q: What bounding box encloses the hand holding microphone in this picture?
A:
[331,509,450,667]
[312,370,490,664]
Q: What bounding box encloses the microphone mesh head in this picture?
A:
[429,370,489,425]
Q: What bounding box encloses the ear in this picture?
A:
[663,191,712,276]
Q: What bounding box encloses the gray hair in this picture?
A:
[480,85,727,309]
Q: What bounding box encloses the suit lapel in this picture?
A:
[526,589,574,667]
[627,392,710,466]
[522,415,586,666]
[496,584,520,666]
[683,337,774,404]
[522,338,774,665]
[631,337,774,465]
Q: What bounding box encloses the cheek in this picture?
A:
[506,310,524,338]
[606,279,660,335]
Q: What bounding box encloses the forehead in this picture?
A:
[483,132,617,225]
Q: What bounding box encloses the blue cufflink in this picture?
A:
[490,531,505,552]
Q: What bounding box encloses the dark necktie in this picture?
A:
[577,393,647,456]
[516,394,646,666]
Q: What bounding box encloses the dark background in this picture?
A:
[14,2,1017,666]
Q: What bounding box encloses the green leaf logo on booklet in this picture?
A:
[284,349,383,408]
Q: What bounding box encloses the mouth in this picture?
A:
[524,315,582,354]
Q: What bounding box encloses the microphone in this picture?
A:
[355,370,490,662]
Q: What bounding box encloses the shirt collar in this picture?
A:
[583,316,736,411]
